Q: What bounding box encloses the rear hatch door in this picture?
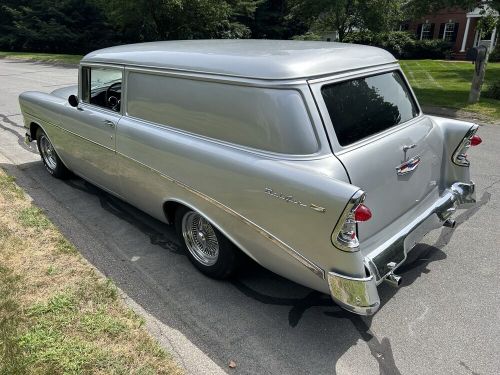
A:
[312,69,443,241]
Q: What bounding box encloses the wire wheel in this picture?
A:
[182,211,220,266]
[39,134,57,171]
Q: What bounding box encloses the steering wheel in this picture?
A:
[105,81,121,111]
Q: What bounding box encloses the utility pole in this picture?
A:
[468,45,489,104]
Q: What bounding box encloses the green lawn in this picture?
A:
[400,60,500,121]
[0,51,82,64]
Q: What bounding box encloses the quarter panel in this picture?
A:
[116,116,366,291]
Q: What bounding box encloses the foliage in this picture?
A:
[484,80,500,99]
[477,7,499,38]
[345,31,414,57]
[408,39,453,59]
[0,0,265,53]
[0,0,115,53]
[251,0,307,39]
[345,31,452,59]
[490,47,500,62]
[288,0,406,42]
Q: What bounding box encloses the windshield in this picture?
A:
[321,71,419,146]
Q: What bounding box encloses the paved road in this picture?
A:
[1,59,499,375]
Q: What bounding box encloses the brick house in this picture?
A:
[406,4,498,59]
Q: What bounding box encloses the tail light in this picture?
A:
[332,191,372,252]
[452,125,481,167]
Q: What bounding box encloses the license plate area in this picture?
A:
[368,213,441,282]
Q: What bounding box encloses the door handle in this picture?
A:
[103,119,115,128]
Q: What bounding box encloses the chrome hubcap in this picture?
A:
[182,211,219,266]
[39,135,57,170]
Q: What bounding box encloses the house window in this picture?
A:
[421,23,433,40]
[443,23,456,41]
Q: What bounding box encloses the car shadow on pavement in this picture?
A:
[2,160,489,375]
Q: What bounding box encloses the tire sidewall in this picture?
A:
[175,207,238,279]
[36,128,68,178]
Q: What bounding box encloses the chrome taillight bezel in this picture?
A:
[452,125,479,167]
[331,190,365,252]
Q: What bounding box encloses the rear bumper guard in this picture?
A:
[327,181,475,316]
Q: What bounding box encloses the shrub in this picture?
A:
[489,47,500,62]
[345,31,415,58]
[407,39,453,59]
[483,80,500,100]
[345,31,453,59]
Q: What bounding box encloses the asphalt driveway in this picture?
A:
[0,59,499,375]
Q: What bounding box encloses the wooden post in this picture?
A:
[468,46,489,104]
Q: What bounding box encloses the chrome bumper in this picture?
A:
[327,181,475,316]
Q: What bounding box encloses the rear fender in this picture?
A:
[428,115,477,187]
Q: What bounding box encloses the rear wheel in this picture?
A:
[175,207,239,279]
[36,128,70,179]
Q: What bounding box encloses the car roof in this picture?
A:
[82,39,397,80]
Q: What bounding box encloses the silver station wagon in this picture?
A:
[19,40,481,315]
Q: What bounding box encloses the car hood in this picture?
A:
[51,85,77,99]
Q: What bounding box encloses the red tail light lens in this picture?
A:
[470,135,482,146]
[354,204,372,222]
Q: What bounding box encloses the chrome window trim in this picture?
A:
[85,59,397,83]
[124,65,309,88]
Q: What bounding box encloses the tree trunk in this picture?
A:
[468,49,489,104]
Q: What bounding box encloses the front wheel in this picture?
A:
[175,207,240,279]
[36,128,70,179]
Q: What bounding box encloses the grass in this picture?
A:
[400,59,500,121]
[0,169,182,375]
[0,51,82,65]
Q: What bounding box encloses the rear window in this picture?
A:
[321,71,419,146]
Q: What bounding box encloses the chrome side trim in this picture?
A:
[327,270,380,316]
[117,151,326,280]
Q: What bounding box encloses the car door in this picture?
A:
[58,64,123,195]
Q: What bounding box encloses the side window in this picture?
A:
[81,66,122,112]
[126,72,319,155]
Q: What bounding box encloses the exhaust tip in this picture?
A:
[443,219,456,229]
[385,273,402,288]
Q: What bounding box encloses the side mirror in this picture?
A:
[68,94,79,107]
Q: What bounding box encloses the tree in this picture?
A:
[251,0,307,39]
[96,0,261,43]
[0,0,114,53]
[288,0,406,42]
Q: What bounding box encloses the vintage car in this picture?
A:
[19,40,481,315]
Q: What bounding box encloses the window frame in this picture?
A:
[308,65,423,154]
[443,22,456,42]
[78,63,125,115]
[421,23,433,40]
